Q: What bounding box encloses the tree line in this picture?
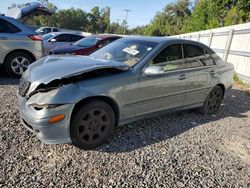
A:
[9,0,250,35]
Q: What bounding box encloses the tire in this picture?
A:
[4,51,34,77]
[70,100,116,150]
[200,86,223,115]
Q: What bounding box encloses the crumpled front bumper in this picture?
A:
[19,97,75,144]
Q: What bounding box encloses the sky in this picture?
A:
[0,0,175,28]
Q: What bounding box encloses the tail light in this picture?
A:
[28,35,43,41]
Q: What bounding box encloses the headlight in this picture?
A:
[29,103,63,110]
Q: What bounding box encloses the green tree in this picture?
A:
[144,0,191,36]
[183,0,250,32]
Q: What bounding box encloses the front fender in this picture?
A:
[27,83,93,105]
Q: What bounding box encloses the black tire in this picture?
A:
[70,100,116,150]
[4,51,34,77]
[200,86,223,115]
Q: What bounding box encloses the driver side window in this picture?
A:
[150,44,186,72]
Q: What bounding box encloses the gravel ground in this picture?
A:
[0,78,249,187]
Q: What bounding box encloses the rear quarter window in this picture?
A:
[0,19,21,33]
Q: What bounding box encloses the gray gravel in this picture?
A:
[0,78,249,187]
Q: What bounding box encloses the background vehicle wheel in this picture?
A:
[200,86,223,115]
[70,100,115,150]
[4,51,34,77]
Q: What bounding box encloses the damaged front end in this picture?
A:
[19,55,129,108]
[18,56,129,143]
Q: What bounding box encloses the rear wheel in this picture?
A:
[5,51,34,77]
[70,100,115,150]
[200,86,223,115]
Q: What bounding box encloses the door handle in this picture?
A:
[179,74,187,80]
[209,70,216,75]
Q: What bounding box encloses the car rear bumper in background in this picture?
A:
[20,97,75,144]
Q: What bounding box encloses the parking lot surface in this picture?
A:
[0,78,249,187]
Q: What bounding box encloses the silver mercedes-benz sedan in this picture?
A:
[19,37,234,149]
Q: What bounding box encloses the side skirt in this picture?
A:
[119,102,203,126]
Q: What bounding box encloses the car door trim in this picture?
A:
[123,90,187,108]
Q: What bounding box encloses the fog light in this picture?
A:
[49,114,65,124]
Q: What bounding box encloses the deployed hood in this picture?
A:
[6,2,53,22]
[24,56,129,95]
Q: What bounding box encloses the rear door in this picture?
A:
[184,44,219,106]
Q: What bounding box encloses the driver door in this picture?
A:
[135,44,188,116]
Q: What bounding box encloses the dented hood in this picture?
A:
[25,55,129,94]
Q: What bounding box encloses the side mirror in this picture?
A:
[144,66,164,76]
[50,38,56,42]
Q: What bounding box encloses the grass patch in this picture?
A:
[233,74,250,96]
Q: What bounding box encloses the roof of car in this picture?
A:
[117,36,210,48]
[89,35,121,40]
[47,32,82,36]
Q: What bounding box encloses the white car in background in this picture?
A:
[42,32,84,55]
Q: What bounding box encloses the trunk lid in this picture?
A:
[5,2,53,22]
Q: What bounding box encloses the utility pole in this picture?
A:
[123,9,131,35]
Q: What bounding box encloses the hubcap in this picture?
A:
[11,57,30,75]
[77,109,110,144]
[207,89,221,112]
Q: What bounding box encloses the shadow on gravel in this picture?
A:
[0,72,19,85]
[99,88,250,153]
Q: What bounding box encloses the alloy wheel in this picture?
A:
[77,109,110,144]
[207,89,222,112]
[11,56,30,75]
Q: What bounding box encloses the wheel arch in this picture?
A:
[216,83,225,97]
[71,96,120,126]
[3,49,36,65]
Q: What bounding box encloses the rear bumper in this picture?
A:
[20,97,74,144]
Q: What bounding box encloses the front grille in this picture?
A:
[19,78,30,97]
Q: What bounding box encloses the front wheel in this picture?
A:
[70,100,115,150]
[200,86,223,115]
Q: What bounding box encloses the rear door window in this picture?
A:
[70,35,83,42]
[184,44,206,68]
[42,28,52,34]
[0,19,21,33]
[52,28,59,32]
[54,34,71,42]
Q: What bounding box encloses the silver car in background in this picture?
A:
[19,37,234,149]
[0,16,43,77]
[36,27,59,35]
[42,32,84,55]
[1,2,52,77]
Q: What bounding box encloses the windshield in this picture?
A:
[90,39,158,67]
[42,33,55,41]
[74,37,100,47]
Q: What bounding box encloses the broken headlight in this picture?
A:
[29,103,63,110]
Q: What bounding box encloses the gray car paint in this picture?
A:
[19,37,234,144]
[0,16,43,67]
